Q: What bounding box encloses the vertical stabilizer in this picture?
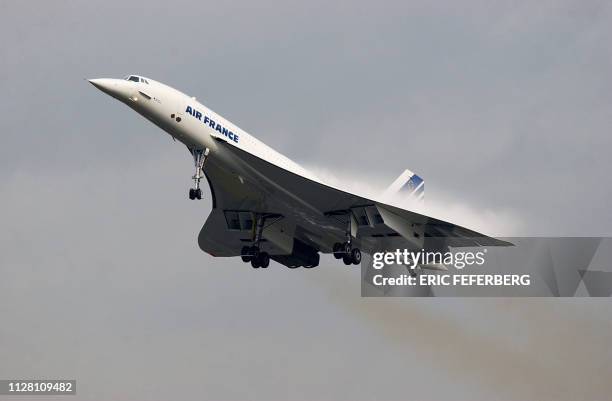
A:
[383,169,424,202]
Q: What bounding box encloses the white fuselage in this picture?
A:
[89,76,318,182]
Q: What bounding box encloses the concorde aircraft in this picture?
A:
[89,75,510,269]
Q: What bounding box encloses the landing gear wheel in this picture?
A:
[250,246,260,260]
[196,188,202,199]
[241,246,252,263]
[189,188,195,200]
[333,242,343,259]
[343,242,352,255]
[342,255,352,265]
[351,248,361,265]
[250,251,269,269]
[259,252,270,268]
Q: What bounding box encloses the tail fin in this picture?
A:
[383,169,424,202]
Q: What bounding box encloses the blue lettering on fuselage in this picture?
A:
[185,105,239,143]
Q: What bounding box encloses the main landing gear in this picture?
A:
[333,242,361,265]
[332,213,361,265]
[189,148,209,200]
[241,245,270,269]
[240,214,271,269]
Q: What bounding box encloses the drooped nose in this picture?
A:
[88,78,129,101]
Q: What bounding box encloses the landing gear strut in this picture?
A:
[332,212,361,265]
[189,148,209,200]
[241,214,271,269]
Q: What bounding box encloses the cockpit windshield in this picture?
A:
[124,75,149,84]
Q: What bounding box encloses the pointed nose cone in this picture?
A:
[88,78,127,101]
[88,78,104,89]
[88,78,112,92]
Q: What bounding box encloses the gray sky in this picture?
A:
[1,1,611,400]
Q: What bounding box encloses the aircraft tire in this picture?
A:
[351,248,361,265]
[333,242,343,259]
[260,252,270,268]
[241,246,252,263]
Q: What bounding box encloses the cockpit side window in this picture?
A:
[124,75,149,84]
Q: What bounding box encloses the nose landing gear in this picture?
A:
[189,148,209,200]
[189,188,201,200]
